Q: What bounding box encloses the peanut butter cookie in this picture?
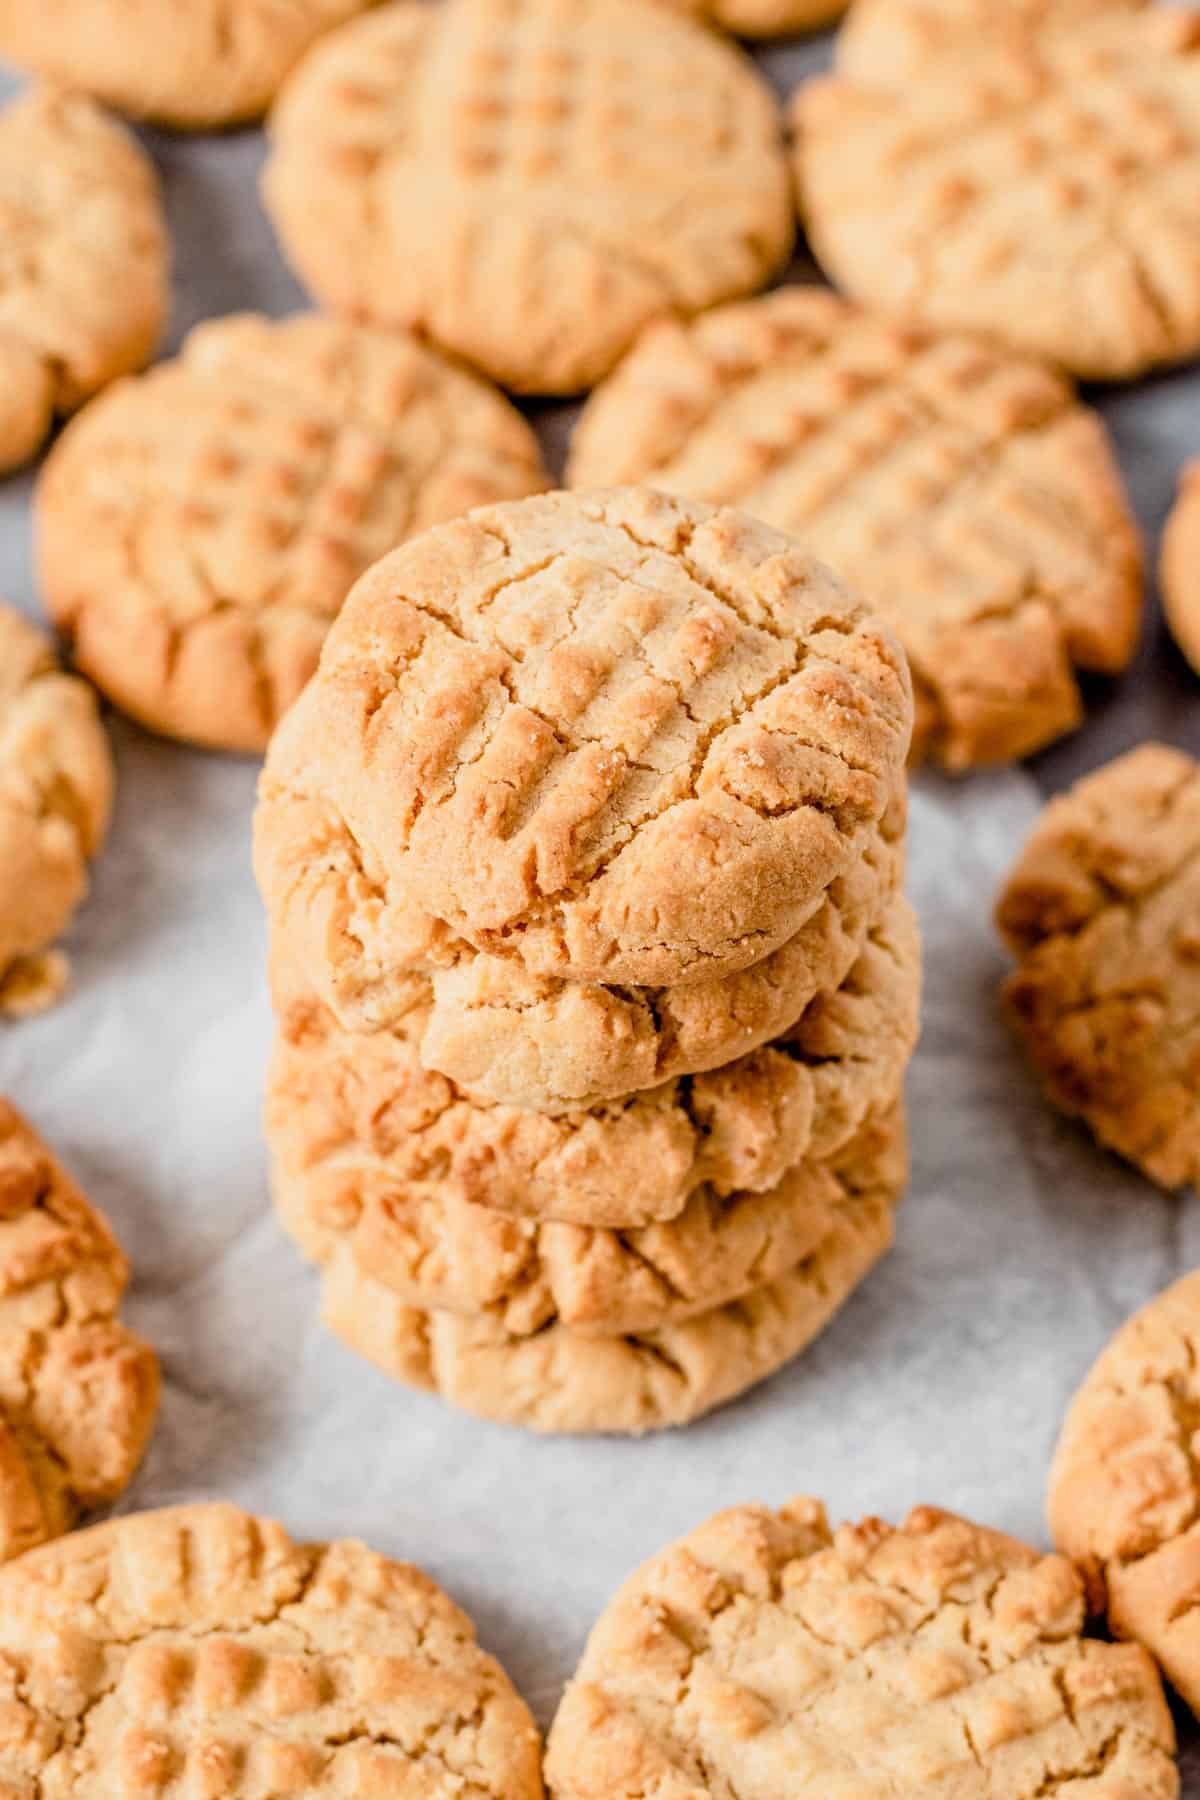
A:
[997,744,1200,1190]
[546,1497,1178,1796]
[837,0,1147,86]
[38,312,548,752]
[1161,462,1200,678]
[570,290,1140,769]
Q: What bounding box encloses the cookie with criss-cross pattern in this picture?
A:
[836,0,1147,86]
[262,0,793,394]
[545,1497,1178,1796]
[37,313,548,752]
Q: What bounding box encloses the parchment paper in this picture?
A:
[2,28,1200,1781]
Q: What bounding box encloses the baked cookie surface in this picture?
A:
[679,0,844,37]
[38,313,548,753]
[0,0,377,128]
[267,895,921,1230]
[0,1100,158,1563]
[570,290,1140,769]
[257,487,912,990]
[997,744,1200,1190]
[0,606,113,1018]
[1161,462,1200,677]
[0,1501,543,1795]
[545,1497,1178,1795]
[1049,1269,1200,1718]
[795,6,1200,381]
[836,0,1148,85]
[0,86,166,473]
[262,0,793,394]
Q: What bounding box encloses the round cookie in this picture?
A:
[1049,1270,1200,1718]
[679,0,845,37]
[1161,462,1200,677]
[794,6,1200,382]
[261,0,794,395]
[0,1100,159,1563]
[0,1501,543,1796]
[38,312,549,753]
[256,487,912,991]
[0,0,378,129]
[0,86,167,474]
[836,0,1148,86]
[997,743,1200,1191]
[317,1117,901,1433]
[569,290,1140,770]
[545,1498,1179,1795]
[267,895,921,1230]
[0,606,113,1018]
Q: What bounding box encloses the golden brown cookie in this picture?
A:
[837,0,1148,86]
[1049,1269,1200,1719]
[256,487,912,993]
[317,1113,902,1434]
[0,86,167,474]
[37,312,549,753]
[0,1501,544,1795]
[569,290,1140,770]
[997,744,1200,1190]
[0,1101,158,1564]
[267,895,921,1230]
[261,0,793,394]
[1161,462,1200,678]
[545,1498,1178,1796]
[0,606,113,1018]
[0,0,378,129]
[676,0,844,36]
[795,6,1200,382]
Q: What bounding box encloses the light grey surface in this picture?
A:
[2,25,1200,1783]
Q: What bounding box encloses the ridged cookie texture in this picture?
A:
[267,894,921,1230]
[0,87,167,474]
[836,0,1148,86]
[569,290,1140,770]
[997,744,1200,1191]
[1049,1270,1200,1720]
[795,6,1200,381]
[0,1101,158,1565]
[317,1109,904,1434]
[0,606,113,1019]
[37,312,549,754]
[0,1502,544,1796]
[261,0,793,394]
[256,487,912,996]
[1162,463,1200,678]
[0,0,378,129]
[545,1498,1178,1796]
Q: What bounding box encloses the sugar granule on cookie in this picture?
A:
[0,1100,159,1563]
[262,0,793,394]
[996,743,1200,1190]
[1050,1268,1200,1719]
[546,1498,1179,1796]
[37,312,549,753]
[1161,462,1200,679]
[0,86,167,474]
[569,289,1140,769]
[0,1501,543,1794]
[0,606,113,1018]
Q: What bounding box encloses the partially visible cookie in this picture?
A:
[0,0,377,129]
[1049,1269,1200,1718]
[0,86,167,474]
[267,895,921,1229]
[545,1498,1178,1796]
[997,744,1200,1190]
[795,7,1200,381]
[837,0,1148,86]
[0,606,113,1018]
[262,0,793,394]
[0,1100,158,1563]
[38,312,549,752]
[0,1501,544,1796]
[318,1118,900,1433]
[1162,462,1200,677]
[678,0,844,37]
[569,290,1140,769]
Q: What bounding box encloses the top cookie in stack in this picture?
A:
[256,487,917,1431]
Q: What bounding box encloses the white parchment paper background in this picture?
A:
[2,28,1200,1782]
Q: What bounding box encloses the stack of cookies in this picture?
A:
[255,487,919,1434]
